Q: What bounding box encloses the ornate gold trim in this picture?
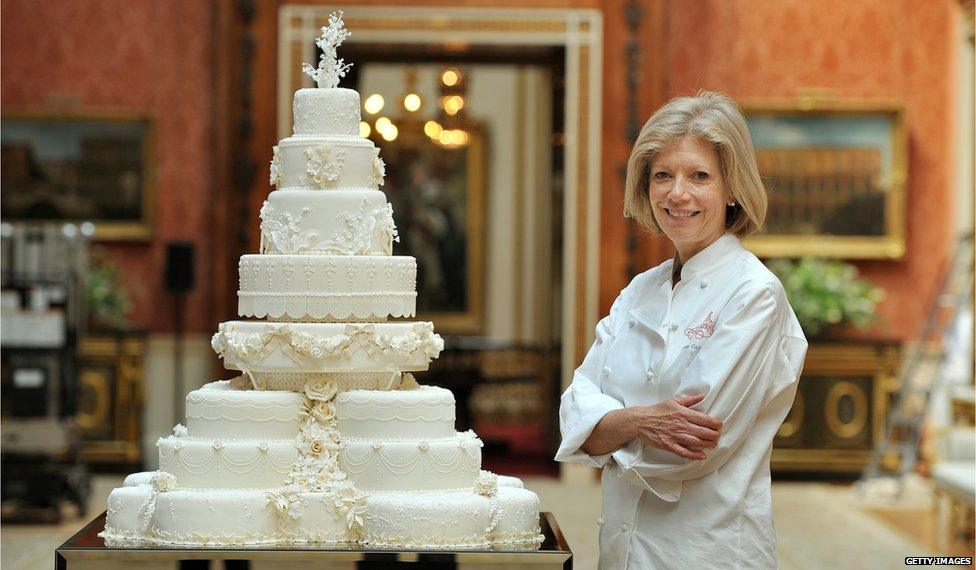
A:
[824,380,869,439]
[575,44,591,364]
[342,18,567,34]
[740,100,907,259]
[777,389,805,439]
[423,128,487,335]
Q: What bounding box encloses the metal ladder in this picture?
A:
[860,232,974,493]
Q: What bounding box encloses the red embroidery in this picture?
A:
[684,312,716,340]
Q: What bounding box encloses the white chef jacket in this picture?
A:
[556,233,807,570]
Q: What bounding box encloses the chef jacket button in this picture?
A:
[596,518,604,526]
[627,318,636,328]
[669,323,679,331]
[645,370,655,381]
[700,280,708,288]
[602,366,612,377]
[621,523,629,531]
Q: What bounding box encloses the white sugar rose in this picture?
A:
[172,423,188,437]
[152,472,178,493]
[310,401,335,424]
[399,372,420,390]
[474,471,498,497]
[304,378,337,401]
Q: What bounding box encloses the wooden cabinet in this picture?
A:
[76,331,145,467]
[772,341,901,473]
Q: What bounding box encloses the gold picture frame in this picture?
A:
[741,100,907,259]
[375,119,486,335]
[1,107,156,241]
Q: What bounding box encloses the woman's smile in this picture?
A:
[649,136,731,260]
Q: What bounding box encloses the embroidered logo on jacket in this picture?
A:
[684,312,716,340]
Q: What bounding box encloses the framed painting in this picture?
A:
[375,119,486,335]
[1,108,155,240]
[741,101,907,259]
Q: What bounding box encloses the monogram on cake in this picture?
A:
[99,11,543,549]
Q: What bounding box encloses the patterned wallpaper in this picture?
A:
[1,0,216,333]
[661,0,961,340]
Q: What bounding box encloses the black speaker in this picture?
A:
[164,242,195,293]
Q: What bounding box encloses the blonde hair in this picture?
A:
[623,91,766,237]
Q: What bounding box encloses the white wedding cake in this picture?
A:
[99,13,542,549]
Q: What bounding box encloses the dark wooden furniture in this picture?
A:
[76,330,146,467]
[772,341,902,473]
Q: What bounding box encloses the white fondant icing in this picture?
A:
[262,189,394,255]
[489,487,544,544]
[336,386,455,440]
[150,489,354,545]
[237,255,416,321]
[276,137,379,190]
[185,381,303,440]
[338,432,482,492]
[362,490,492,548]
[293,88,360,137]
[122,471,161,487]
[104,485,155,539]
[157,436,299,489]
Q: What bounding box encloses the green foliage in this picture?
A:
[86,260,131,328]
[766,258,884,336]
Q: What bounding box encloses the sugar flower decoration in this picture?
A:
[151,472,178,493]
[474,471,498,497]
[269,145,283,188]
[302,11,352,89]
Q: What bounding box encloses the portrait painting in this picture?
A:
[375,121,486,334]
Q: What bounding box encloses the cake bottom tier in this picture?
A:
[101,484,354,545]
[362,486,542,549]
[101,472,542,549]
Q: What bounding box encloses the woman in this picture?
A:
[555,91,807,569]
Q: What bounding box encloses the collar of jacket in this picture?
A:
[661,233,744,287]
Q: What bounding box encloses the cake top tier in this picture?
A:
[293,88,361,137]
[292,11,359,137]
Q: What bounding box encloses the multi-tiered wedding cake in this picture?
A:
[100,13,542,549]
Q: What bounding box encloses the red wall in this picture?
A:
[2,0,216,333]
[3,0,962,342]
[644,0,960,341]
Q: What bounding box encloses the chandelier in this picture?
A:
[359,65,472,148]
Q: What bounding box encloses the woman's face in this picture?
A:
[648,136,732,260]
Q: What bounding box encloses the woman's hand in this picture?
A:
[580,394,722,459]
[630,394,723,460]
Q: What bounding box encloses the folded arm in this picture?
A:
[616,283,806,484]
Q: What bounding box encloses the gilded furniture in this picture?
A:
[76,331,145,466]
[772,341,901,473]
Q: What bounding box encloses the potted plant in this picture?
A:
[86,259,132,330]
[766,257,885,339]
